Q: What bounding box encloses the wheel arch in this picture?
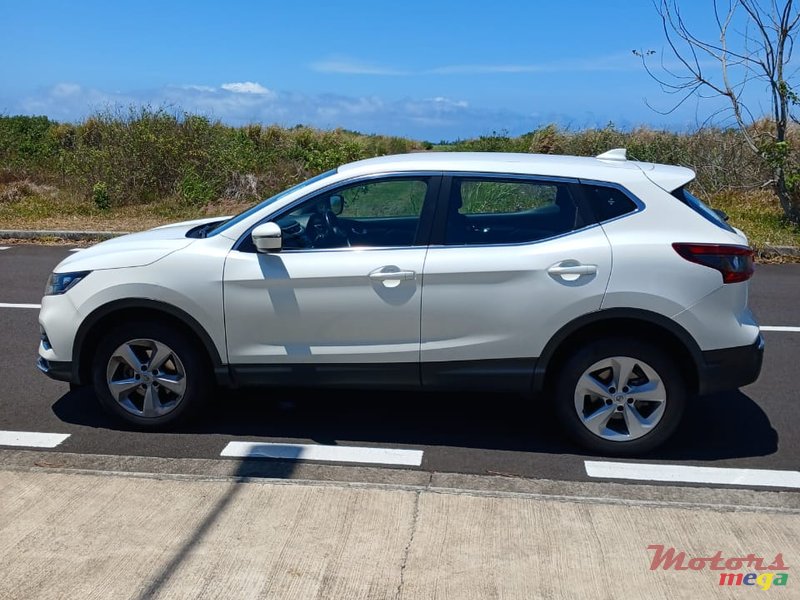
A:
[72,299,230,386]
[533,308,702,395]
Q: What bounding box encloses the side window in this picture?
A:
[279,178,428,250]
[339,180,427,218]
[445,178,582,245]
[583,184,638,222]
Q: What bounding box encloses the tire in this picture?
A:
[553,337,686,455]
[92,321,211,428]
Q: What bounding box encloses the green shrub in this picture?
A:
[92,181,110,210]
[0,108,791,211]
[0,115,58,175]
[178,168,218,205]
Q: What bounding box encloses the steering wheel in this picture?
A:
[324,209,350,243]
[307,208,350,247]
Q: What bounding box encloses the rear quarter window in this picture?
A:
[582,184,639,222]
[672,187,736,233]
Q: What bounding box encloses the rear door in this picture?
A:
[420,174,612,390]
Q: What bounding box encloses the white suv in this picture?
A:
[37,150,764,454]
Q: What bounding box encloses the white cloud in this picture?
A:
[428,97,469,108]
[51,83,82,97]
[310,58,409,76]
[220,81,274,95]
[16,84,138,120]
[309,53,644,77]
[177,84,217,93]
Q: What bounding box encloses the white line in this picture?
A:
[585,460,800,489]
[221,441,423,466]
[69,248,82,252]
[0,303,41,309]
[0,247,9,251]
[761,326,800,332]
[0,430,71,448]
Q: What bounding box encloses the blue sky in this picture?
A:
[0,0,784,140]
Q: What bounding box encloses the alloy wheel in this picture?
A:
[573,356,667,441]
[105,338,187,419]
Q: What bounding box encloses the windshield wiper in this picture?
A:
[189,220,226,239]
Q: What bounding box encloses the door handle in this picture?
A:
[547,264,598,276]
[368,268,416,281]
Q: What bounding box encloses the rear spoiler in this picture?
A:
[596,148,695,192]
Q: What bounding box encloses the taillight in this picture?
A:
[672,243,754,283]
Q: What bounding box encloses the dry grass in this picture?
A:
[0,184,251,232]
[0,180,58,204]
[707,189,800,249]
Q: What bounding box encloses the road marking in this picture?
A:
[0,247,9,251]
[0,303,41,309]
[761,326,800,332]
[585,460,800,489]
[0,430,71,448]
[221,441,424,466]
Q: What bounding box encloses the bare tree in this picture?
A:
[637,0,800,223]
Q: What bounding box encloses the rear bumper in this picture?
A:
[37,357,74,383]
[697,334,764,395]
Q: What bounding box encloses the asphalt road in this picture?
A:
[1,244,798,489]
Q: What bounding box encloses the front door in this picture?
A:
[223,175,438,386]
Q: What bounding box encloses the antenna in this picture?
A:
[596,148,627,161]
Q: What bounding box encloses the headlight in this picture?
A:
[45,271,91,296]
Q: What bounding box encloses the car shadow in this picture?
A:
[647,390,779,461]
[52,385,777,462]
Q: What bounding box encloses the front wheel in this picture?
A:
[92,322,210,428]
[553,338,686,455]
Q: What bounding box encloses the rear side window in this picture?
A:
[443,178,585,245]
[582,184,638,222]
[672,187,736,233]
[458,180,558,214]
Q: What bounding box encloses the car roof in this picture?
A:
[337,151,695,191]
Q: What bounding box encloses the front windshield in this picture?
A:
[207,169,337,237]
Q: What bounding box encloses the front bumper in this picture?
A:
[697,334,764,396]
[37,356,74,383]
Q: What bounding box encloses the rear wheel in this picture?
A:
[92,322,210,428]
[553,338,686,455]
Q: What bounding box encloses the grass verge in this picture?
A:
[0,186,250,232]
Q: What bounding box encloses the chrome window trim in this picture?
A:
[256,245,429,254]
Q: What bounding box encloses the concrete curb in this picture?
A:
[1,449,798,513]
[760,244,800,257]
[0,229,128,241]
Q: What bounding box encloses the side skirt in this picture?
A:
[225,358,537,393]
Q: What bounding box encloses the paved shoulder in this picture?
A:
[1,468,797,599]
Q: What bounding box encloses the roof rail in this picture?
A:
[596,148,627,161]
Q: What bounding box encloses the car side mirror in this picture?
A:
[251,222,282,252]
[329,194,344,215]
